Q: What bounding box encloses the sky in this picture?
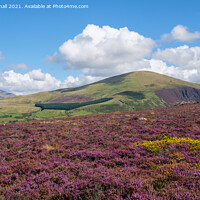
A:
[0,0,200,95]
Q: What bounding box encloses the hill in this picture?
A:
[0,71,200,123]
[1,103,200,199]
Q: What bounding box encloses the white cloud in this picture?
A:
[0,69,61,95]
[153,45,200,68]
[0,69,103,95]
[151,45,200,82]
[58,24,155,75]
[5,63,28,71]
[81,59,150,77]
[162,25,200,42]
[61,75,103,88]
[0,51,5,60]
[46,24,200,83]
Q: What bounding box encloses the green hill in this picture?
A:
[0,71,200,123]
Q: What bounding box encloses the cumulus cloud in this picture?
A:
[151,45,200,82]
[5,63,28,71]
[61,75,103,88]
[133,58,200,83]
[45,24,200,84]
[0,51,5,60]
[0,69,61,95]
[162,25,200,42]
[0,69,103,95]
[81,59,150,77]
[153,45,200,68]
[57,24,155,76]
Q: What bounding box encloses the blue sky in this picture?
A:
[0,0,200,94]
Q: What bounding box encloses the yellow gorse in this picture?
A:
[135,136,200,152]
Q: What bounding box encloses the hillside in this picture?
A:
[0,71,200,123]
[1,103,200,199]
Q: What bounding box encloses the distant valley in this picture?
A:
[0,90,15,99]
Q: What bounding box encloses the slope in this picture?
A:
[1,103,200,199]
